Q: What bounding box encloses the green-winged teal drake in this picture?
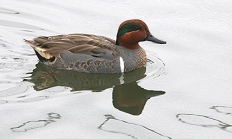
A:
[25,19,166,73]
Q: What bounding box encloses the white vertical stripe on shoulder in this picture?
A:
[119,57,124,73]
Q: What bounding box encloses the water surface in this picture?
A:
[0,0,232,139]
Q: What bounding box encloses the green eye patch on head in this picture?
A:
[116,22,142,45]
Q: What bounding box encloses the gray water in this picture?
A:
[1,0,232,139]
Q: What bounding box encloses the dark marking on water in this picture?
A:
[11,112,61,132]
[98,114,172,139]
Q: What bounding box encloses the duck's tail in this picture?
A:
[24,39,55,63]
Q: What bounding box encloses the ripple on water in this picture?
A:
[144,51,166,81]
[0,7,19,14]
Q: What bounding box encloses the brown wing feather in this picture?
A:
[25,33,116,57]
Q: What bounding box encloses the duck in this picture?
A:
[25,19,166,73]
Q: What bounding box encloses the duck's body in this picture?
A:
[25,19,166,73]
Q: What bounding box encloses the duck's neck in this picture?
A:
[123,43,140,50]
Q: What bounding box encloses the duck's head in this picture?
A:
[116,19,166,50]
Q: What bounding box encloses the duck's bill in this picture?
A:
[146,32,166,44]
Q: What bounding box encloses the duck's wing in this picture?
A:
[25,33,119,61]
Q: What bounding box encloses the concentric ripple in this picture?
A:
[143,51,166,81]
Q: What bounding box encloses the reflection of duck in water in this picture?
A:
[113,82,165,115]
[25,63,165,115]
[25,62,146,91]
